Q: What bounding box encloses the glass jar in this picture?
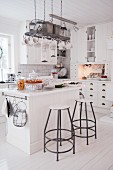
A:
[17,78,24,90]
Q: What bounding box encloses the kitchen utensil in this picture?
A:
[58,68,67,77]
[88,35,91,40]
[88,57,95,62]
[58,41,65,50]
[65,41,72,49]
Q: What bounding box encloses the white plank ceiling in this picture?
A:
[0,0,113,27]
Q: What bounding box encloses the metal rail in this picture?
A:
[2,92,27,100]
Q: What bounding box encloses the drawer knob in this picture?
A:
[102,89,106,92]
[90,83,93,85]
[102,96,105,98]
[102,103,105,105]
[90,95,93,97]
[90,88,93,90]
[102,84,106,86]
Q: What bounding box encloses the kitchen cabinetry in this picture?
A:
[106,83,113,101]
[70,30,78,63]
[70,63,78,80]
[80,81,112,113]
[87,26,96,62]
[70,30,78,79]
[95,22,113,62]
[75,22,113,63]
[20,21,57,65]
[77,27,87,63]
[0,84,9,139]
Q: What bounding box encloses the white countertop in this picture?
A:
[79,80,111,83]
[1,85,81,98]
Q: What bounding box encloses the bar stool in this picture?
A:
[44,105,75,161]
[72,99,97,145]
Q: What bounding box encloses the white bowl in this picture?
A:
[100,78,108,81]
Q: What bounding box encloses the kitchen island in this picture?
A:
[2,86,80,154]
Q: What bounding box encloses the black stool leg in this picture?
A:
[85,103,89,145]
[67,108,75,154]
[80,102,83,134]
[44,109,52,152]
[90,102,97,139]
[72,101,78,138]
[72,101,78,121]
[57,111,60,161]
[59,110,62,146]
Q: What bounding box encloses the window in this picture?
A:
[0,34,12,81]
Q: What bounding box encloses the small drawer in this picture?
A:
[98,95,106,100]
[98,83,107,90]
[88,82,97,86]
[97,100,112,108]
[86,86,97,92]
[86,99,97,107]
[98,86,106,92]
[86,92,97,100]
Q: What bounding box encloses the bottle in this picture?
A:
[16,72,24,90]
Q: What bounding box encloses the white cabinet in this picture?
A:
[70,64,78,80]
[75,22,113,64]
[80,81,112,111]
[81,81,98,107]
[95,22,113,62]
[86,26,96,62]
[106,83,113,101]
[27,45,41,64]
[70,30,78,63]
[77,27,87,63]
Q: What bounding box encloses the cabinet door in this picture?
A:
[70,30,78,63]
[95,22,113,62]
[106,83,113,101]
[95,24,105,62]
[77,27,87,63]
[70,63,77,80]
[27,46,41,64]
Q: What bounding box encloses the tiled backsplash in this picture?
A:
[18,64,54,78]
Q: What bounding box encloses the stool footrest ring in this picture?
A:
[45,140,73,154]
[45,128,73,141]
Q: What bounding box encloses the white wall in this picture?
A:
[0,16,20,73]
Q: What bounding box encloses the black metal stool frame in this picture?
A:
[44,108,75,161]
[72,100,97,145]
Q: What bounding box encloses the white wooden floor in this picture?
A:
[0,112,113,170]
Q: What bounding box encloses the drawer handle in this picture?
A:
[102,84,106,86]
[102,96,105,98]
[102,89,106,92]
[90,88,93,90]
[102,103,105,106]
[90,83,93,85]
[90,95,93,97]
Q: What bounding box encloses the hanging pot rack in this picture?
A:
[23,0,79,47]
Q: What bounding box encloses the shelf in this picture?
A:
[87,39,95,42]
[87,51,95,53]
